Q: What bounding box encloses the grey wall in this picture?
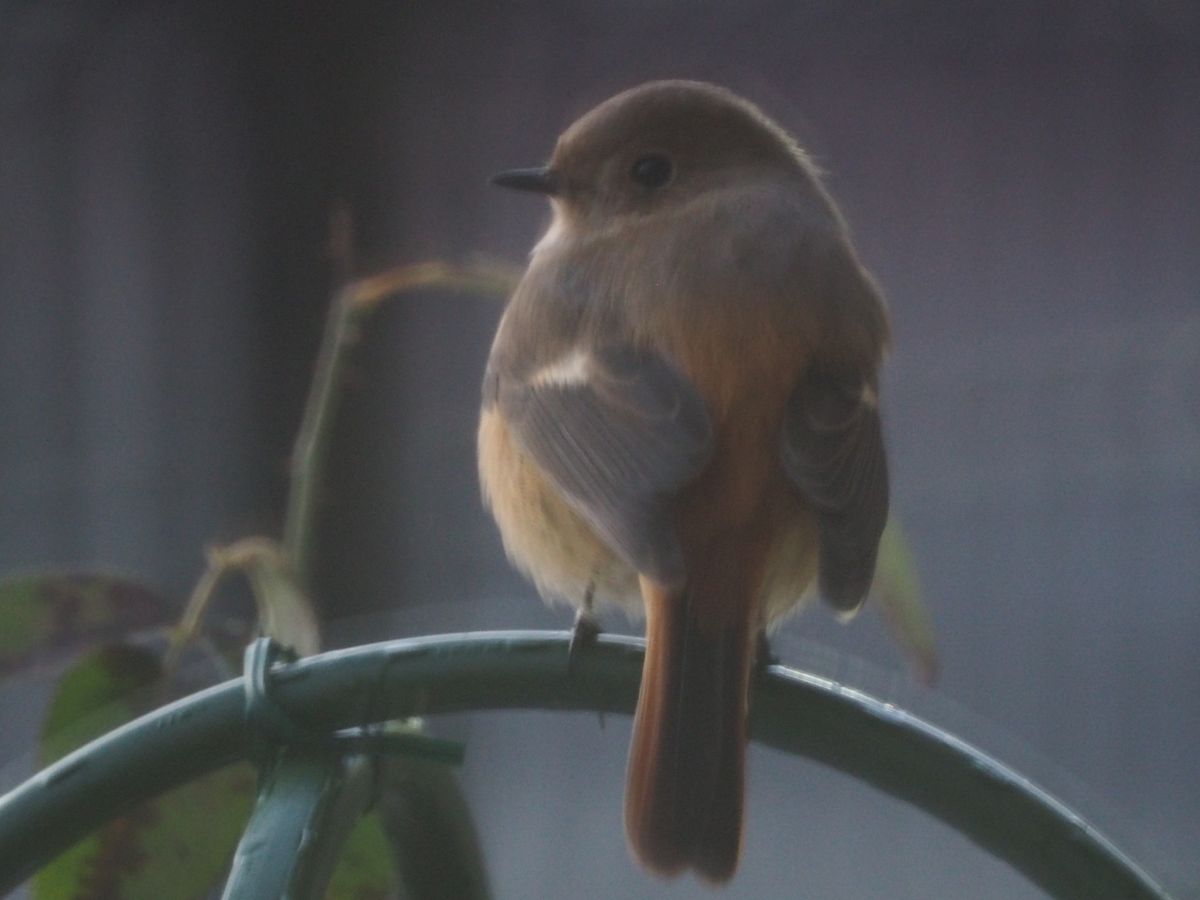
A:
[1,2,1196,897]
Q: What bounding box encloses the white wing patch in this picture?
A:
[531,348,591,387]
[861,383,879,410]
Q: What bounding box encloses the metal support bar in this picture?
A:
[0,630,1174,899]
[221,751,376,900]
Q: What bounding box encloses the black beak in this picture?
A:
[489,166,559,196]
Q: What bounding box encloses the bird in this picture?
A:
[478,79,890,883]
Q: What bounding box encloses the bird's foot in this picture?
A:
[568,610,601,672]
[755,630,780,673]
[567,583,601,674]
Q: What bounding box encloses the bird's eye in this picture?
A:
[630,154,673,189]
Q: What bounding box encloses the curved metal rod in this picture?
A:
[0,631,1173,898]
[221,750,376,900]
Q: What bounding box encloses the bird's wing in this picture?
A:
[486,344,713,587]
[781,366,889,614]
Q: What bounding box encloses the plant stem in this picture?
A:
[281,210,519,586]
[279,207,358,586]
[281,285,360,587]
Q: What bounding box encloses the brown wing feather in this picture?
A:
[781,367,889,612]
[488,344,713,588]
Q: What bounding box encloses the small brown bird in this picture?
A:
[479,80,889,883]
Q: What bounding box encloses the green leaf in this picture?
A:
[873,518,939,684]
[33,763,256,900]
[105,764,255,900]
[34,645,255,899]
[0,572,168,675]
[39,644,163,766]
[327,812,403,900]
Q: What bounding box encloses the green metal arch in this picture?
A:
[0,630,1173,898]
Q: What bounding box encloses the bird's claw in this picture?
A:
[568,581,600,673]
[755,630,780,673]
[568,609,601,673]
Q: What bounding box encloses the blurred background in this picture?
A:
[1,1,1197,897]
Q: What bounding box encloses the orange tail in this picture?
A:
[624,575,756,883]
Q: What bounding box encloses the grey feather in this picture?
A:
[493,345,713,587]
[781,367,889,612]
